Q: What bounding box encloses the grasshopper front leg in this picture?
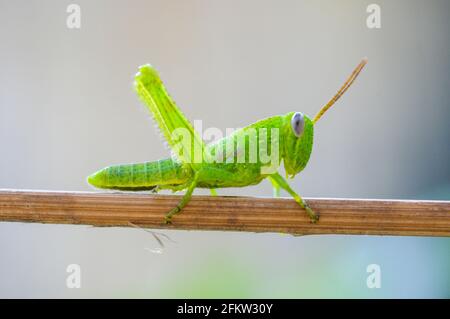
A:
[269,178,281,198]
[269,172,319,223]
[164,173,200,224]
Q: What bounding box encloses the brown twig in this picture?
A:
[0,189,449,237]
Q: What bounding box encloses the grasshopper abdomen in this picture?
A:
[87,158,191,191]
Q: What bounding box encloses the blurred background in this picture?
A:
[0,0,449,298]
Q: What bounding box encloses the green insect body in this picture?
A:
[88,59,367,223]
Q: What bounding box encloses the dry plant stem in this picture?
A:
[0,189,449,237]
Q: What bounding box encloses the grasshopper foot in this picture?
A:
[164,215,173,224]
[164,206,181,224]
[305,205,320,224]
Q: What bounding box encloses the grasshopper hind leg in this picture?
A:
[164,173,200,224]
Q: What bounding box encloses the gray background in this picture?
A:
[0,0,449,297]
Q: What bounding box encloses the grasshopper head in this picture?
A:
[283,58,368,178]
[282,112,314,178]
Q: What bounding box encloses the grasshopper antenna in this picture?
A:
[313,58,368,124]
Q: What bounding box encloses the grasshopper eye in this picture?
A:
[291,112,305,137]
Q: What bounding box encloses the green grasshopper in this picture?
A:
[88,58,367,223]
